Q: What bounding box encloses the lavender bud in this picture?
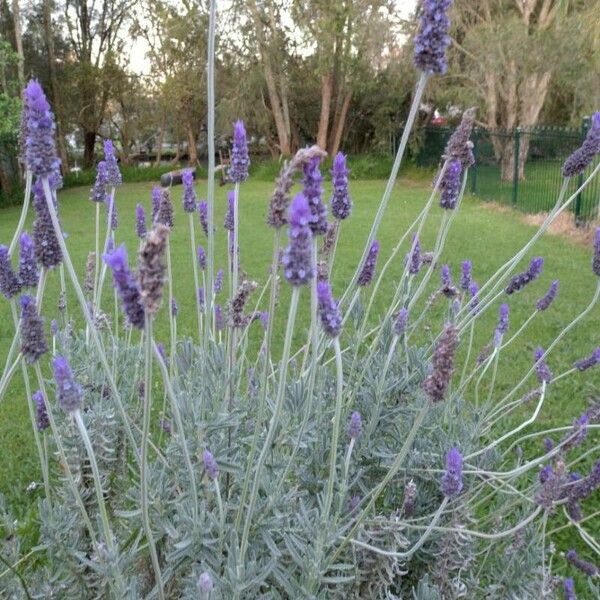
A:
[181,168,197,212]
[563,578,576,600]
[543,437,554,452]
[214,269,224,294]
[151,186,161,223]
[495,303,509,341]
[593,228,600,277]
[423,323,458,402]
[224,191,235,231]
[135,204,147,239]
[32,178,62,269]
[408,235,421,275]
[505,257,544,294]
[229,120,250,183]
[23,80,60,176]
[198,200,209,236]
[441,447,463,497]
[0,245,22,299]
[565,550,598,578]
[197,571,214,593]
[357,240,380,286]
[282,193,315,286]
[171,298,178,318]
[536,279,559,311]
[103,140,122,187]
[317,281,342,337]
[460,260,472,290]
[90,160,108,203]
[197,246,206,270]
[32,390,49,432]
[563,112,600,178]
[534,347,553,384]
[303,156,328,235]
[104,245,145,329]
[20,295,48,363]
[203,449,219,480]
[439,159,462,209]
[330,152,352,220]
[214,304,224,331]
[137,225,169,316]
[444,108,476,168]
[413,0,452,75]
[156,189,174,229]
[401,480,418,517]
[394,307,409,336]
[347,411,362,439]
[18,232,38,289]
[469,282,480,315]
[574,347,600,371]
[52,355,82,412]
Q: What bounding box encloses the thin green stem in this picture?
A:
[189,213,203,340]
[8,170,32,256]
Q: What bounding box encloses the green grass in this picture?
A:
[0,178,598,553]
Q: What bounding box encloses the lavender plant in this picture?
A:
[2,4,600,597]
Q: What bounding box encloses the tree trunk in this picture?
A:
[317,73,333,150]
[83,131,96,168]
[187,125,198,166]
[328,90,352,157]
[11,0,25,87]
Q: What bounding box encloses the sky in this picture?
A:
[126,0,418,75]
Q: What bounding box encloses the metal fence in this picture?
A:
[410,119,600,225]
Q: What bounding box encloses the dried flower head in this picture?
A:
[423,323,458,402]
[227,279,258,328]
[138,225,169,316]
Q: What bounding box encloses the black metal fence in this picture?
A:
[409,119,600,224]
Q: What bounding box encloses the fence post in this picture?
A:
[574,116,590,226]
[512,127,521,206]
[470,128,478,194]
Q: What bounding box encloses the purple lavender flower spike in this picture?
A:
[198,287,205,308]
[52,355,82,412]
[561,414,589,452]
[424,323,458,401]
[568,460,600,504]
[197,246,206,270]
[156,189,174,229]
[348,411,362,440]
[151,186,161,223]
[197,572,214,593]
[317,280,342,337]
[543,437,554,451]
[90,160,108,203]
[534,347,553,384]
[563,112,600,178]
[103,244,145,329]
[495,303,509,338]
[460,260,472,290]
[469,282,480,314]
[23,80,61,176]
[394,307,409,336]
[182,168,197,213]
[539,464,553,484]
[224,191,235,231]
[408,235,421,275]
[563,577,576,600]
[441,264,451,287]
[0,245,22,299]
[198,200,209,236]
[203,449,219,480]
[171,298,178,318]
[439,159,462,209]
[566,550,598,578]
[593,228,600,277]
[214,304,224,330]
[282,193,314,286]
[33,390,49,432]
[330,152,352,220]
[32,177,62,269]
[413,0,452,75]
[229,120,250,183]
[357,240,380,286]
[441,447,463,497]
[574,347,600,371]
[105,195,118,231]
[302,156,328,235]
[103,140,121,187]
[214,269,224,294]
[135,204,147,239]
[20,295,48,364]
[506,257,544,294]
[444,108,476,168]
[536,279,559,311]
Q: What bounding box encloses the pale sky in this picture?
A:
[126,0,418,75]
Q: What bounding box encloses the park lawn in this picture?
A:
[0,177,598,550]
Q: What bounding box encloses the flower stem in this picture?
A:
[189,213,203,340]
[8,170,32,257]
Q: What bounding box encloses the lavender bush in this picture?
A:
[1,2,600,598]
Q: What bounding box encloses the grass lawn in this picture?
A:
[0,177,598,552]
